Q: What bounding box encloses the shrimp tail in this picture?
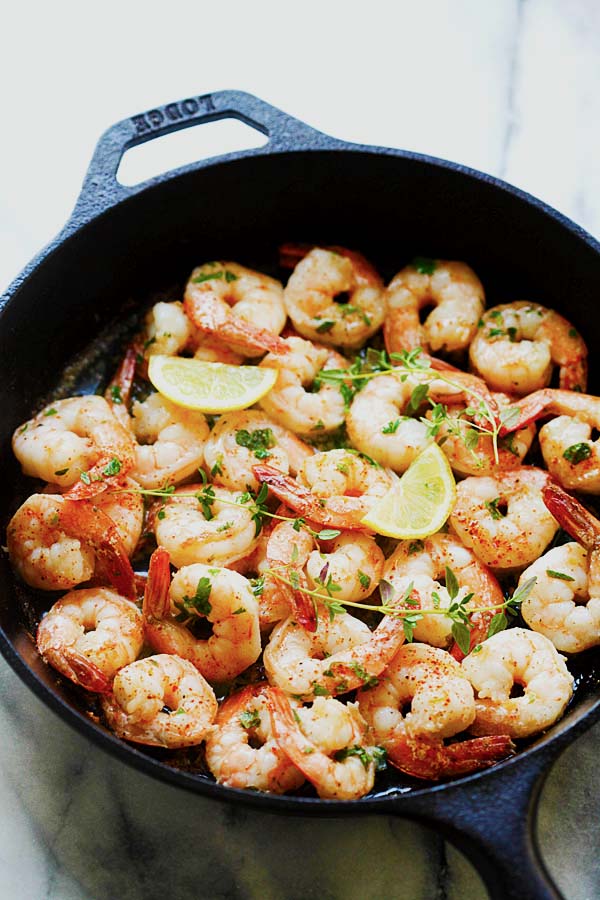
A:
[542,482,600,550]
[427,356,502,428]
[279,242,314,268]
[143,547,172,620]
[57,500,136,600]
[64,479,110,500]
[266,685,310,768]
[387,733,515,780]
[253,464,368,531]
[499,388,600,435]
[106,343,140,408]
[184,288,289,356]
[63,651,113,693]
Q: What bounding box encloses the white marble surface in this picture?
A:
[1,1,600,897]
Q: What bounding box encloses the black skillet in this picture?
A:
[1,90,599,900]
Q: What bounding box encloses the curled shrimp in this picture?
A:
[142,300,244,365]
[7,493,136,597]
[254,510,316,631]
[357,644,513,780]
[383,259,485,355]
[499,388,600,493]
[12,396,135,499]
[258,336,349,436]
[102,654,218,748]
[281,244,386,348]
[518,482,600,652]
[469,302,587,395]
[461,628,574,739]
[305,532,384,603]
[382,533,504,658]
[263,607,405,701]
[130,393,210,490]
[450,467,558,571]
[254,449,393,531]
[205,683,304,792]
[346,374,433,472]
[434,392,536,477]
[203,409,314,493]
[184,261,288,358]
[267,687,379,799]
[153,483,259,569]
[36,588,144,692]
[143,548,262,682]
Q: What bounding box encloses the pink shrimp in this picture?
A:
[266,686,378,800]
[255,506,317,631]
[37,587,144,693]
[357,643,514,780]
[253,450,393,531]
[183,261,289,357]
[383,259,485,356]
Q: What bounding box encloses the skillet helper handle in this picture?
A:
[392,752,562,900]
[71,90,329,223]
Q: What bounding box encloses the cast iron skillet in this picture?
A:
[1,90,599,900]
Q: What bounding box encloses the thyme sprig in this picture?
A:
[127,481,341,542]
[316,348,504,464]
[266,568,536,652]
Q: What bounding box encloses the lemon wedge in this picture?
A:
[361,443,456,539]
[147,356,277,413]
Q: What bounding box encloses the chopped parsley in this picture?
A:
[412,257,436,275]
[239,709,261,729]
[235,428,276,460]
[546,569,575,582]
[563,442,592,464]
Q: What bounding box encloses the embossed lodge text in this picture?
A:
[131,95,216,135]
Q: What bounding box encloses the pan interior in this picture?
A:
[2,148,600,801]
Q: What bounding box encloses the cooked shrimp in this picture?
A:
[267,687,378,799]
[282,245,386,348]
[143,548,261,682]
[305,532,384,603]
[258,336,348,435]
[254,511,316,630]
[12,396,135,498]
[205,683,304,792]
[37,588,144,692]
[346,374,433,472]
[520,543,598,654]
[102,654,218,748]
[184,261,288,358]
[383,259,485,355]
[153,483,259,569]
[518,483,600,653]
[263,607,405,700]
[461,628,574,738]
[254,449,393,531]
[450,468,558,571]
[357,644,513,780]
[469,302,587,395]
[382,533,504,656]
[7,494,136,597]
[435,392,536,477]
[495,388,600,493]
[129,392,209,489]
[143,300,244,365]
[143,300,195,358]
[203,410,314,492]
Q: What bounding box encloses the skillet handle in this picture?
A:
[71,90,331,223]
[389,749,563,900]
